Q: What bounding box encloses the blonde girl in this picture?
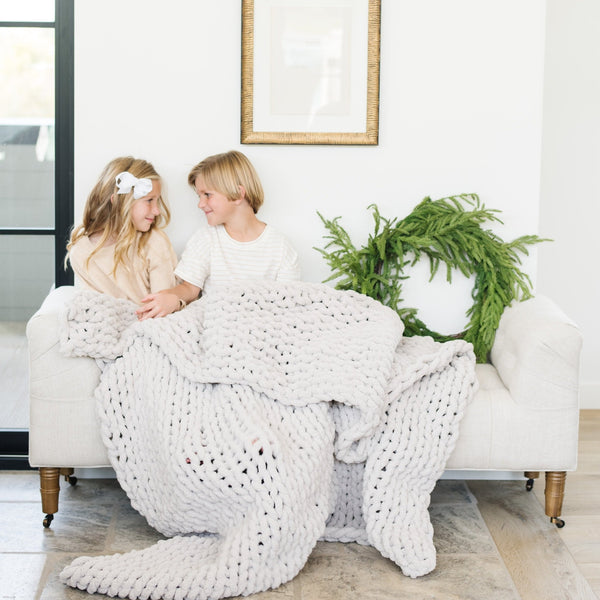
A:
[66,156,178,305]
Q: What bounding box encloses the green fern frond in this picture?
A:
[315,195,550,362]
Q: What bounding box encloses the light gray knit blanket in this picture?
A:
[58,281,476,600]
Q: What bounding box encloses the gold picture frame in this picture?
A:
[241,0,381,145]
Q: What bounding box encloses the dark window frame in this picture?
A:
[0,0,74,286]
[0,0,74,467]
[54,0,74,286]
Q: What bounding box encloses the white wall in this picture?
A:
[539,0,600,408]
[74,2,547,348]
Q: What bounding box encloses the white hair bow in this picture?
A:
[115,171,153,200]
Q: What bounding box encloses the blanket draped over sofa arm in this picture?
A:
[57,281,476,600]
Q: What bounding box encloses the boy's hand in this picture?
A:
[136,292,180,320]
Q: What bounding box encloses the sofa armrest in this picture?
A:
[27,286,106,467]
[490,295,582,411]
[33,285,77,317]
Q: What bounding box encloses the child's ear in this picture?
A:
[110,194,115,204]
[237,185,246,200]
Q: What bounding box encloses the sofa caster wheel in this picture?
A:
[43,514,54,528]
[68,475,77,486]
[551,517,565,528]
[526,478,535,491]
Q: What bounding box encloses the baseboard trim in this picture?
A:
[0,430,31,470]
[0,456,35,470]
[442,470,524,480]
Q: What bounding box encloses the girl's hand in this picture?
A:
[136,292,180,320]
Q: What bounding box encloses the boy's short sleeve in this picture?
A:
[174,228,211,289]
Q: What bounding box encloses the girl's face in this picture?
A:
[130,179,162,232]
[194,176,237,227]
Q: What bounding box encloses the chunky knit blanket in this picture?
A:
[58,281,476,600]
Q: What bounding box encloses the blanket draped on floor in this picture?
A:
[58,281,476,600]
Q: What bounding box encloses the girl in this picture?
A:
[66,156,178,305]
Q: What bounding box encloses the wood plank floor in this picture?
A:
[535,409,600,596]
[471,409,600,599]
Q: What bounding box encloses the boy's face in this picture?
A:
[194,176,236,227]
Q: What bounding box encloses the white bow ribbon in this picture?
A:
[115,171,153,200]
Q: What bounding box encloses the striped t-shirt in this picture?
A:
[174,224,300,293]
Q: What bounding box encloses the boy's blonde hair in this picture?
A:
[66,156,170,275]
[187,150,264,214]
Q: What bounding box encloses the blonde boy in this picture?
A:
[136,150,300,319]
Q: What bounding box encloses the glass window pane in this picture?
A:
[0,317,29,428]
[0,235,55,321]
[0,27,54,228]
[0,0,54,22]
[0,234,52,430]
[0,28,54,118]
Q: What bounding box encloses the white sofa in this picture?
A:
[27,286,583,528]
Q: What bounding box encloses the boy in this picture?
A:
[136,150,300,319]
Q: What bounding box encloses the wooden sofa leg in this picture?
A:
[39,467,60,528]
[39,467,76,528]
[544,471,566,528]
[524,471,540,491]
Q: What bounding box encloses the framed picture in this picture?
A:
[241,0,381,145]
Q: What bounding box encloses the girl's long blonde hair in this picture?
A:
[66,156,171,275]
